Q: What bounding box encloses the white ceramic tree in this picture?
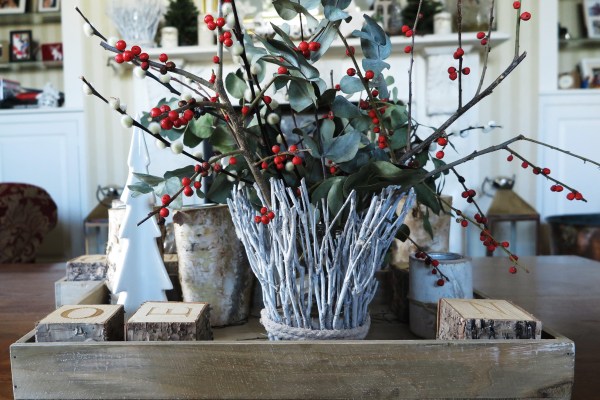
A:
[112,125,173,315]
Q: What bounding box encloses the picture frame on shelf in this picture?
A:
[37,0,60,12]
[579,58,600,88]
[0,0,26,14]
[583,0,600,38]
[9,30,32,62]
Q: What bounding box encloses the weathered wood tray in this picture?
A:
[10,278,574,399]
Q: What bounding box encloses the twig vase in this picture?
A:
[228,178,414,340]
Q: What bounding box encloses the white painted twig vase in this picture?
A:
[172,204,253,327]
[227,178,414,340]
[408,252,473,338]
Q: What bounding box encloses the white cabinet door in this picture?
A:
[0,108,87,260]
[538,92,600,219]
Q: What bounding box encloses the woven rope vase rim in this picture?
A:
[259,309,371,340]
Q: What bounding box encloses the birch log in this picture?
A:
[437,298,542,340]
[173,204,253,327]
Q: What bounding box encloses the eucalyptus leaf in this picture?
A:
[164,165,196,180]
[183,125,202,148]
[414,181,441,215]
[340,75,364,94]
[324,5,349,21]
[332,96,361,118]
[362,59,390,75]
[310,20,341,62]
[225,71,247,100]
[209,125,237,153]
[206,173,234,204]
[324,130,361,163]
[270,23,296,48]
[127,182,154,195]
[289,80,316,112]
[327,177,346,217]
[363,14,387,45]
[318,89,338,107]
[303,135,321,157]
[188,114,215,139]
[132,172,164,186]
[395,223,411,242]
[273,0,318,24]
[320,119,335,146]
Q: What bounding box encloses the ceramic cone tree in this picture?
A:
[112,125,173,314]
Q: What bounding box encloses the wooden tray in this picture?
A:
[10,279,574,399]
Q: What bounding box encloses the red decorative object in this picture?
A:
[0,183,57,263]
[41,43,63,62]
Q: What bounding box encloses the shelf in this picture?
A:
[0,11,60,26]
[0,60,62,72]
[559,37,600,50]
[145,31,511,63]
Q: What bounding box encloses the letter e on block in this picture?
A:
[126,301,212,341]
[35,304,124,342]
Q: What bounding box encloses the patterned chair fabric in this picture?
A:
[0,183,58,263]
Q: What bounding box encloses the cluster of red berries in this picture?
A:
[194,162,213,177]
[435,136,448,159]
[478,229,510,255]
[156,53,176,75]
[181,176,201,197]
[566,190,584,201]
[453,47,465,60]
[474,213,488,225]
[296,40,321,58]
[461,188,477,203]
[149,101,196,131]
[476,31,489,46]
[513,1,532,21]
[159,194,172,218]
[346,68,376,82]
[414,251,445,286]
[401,25,414,38]
[254,206,275,225]
[447,65,470,81]
[262,144,302,171]
[113,40,151,69]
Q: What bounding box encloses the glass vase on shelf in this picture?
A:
[447,0,495,32]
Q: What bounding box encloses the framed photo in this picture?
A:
[579,58,600,88]
[37,0,59,12]
[0,0,26,14]
[9,30,32,62]
[584,0,600,38]
[41,43,62,61]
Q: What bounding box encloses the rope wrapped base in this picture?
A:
[260,309,371,340]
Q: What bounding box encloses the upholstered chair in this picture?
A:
[0,183,57,263]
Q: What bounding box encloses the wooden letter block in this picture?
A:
[437,298,542,340]
[126,302,212,341]
[66,254,108,281]
[35,304,124,342]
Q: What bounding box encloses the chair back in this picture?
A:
[0,183,58,263]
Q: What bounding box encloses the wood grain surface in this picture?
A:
[1,256,599,399]
[0,263,64,400]
[472,256,600,400]
[11,332,573,399]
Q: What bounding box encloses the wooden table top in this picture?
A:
[471,255,600,400]
[0,256,598,399]
[0,263,64,400]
